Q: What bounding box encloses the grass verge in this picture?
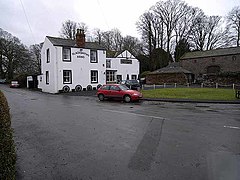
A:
[141,88,236,101]
[0,90,16,179]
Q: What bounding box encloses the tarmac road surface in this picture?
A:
[1,84,240,180]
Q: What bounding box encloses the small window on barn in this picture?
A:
[207,65,220,74]
[212,58,215,63]
[232,56,236,61]
[194,60,197,63]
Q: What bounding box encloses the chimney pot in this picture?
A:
[76,29,85,48]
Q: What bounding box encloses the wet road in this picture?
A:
[1,85,240,180]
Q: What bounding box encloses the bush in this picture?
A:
[0,90,16,179]
[14,73,28,87]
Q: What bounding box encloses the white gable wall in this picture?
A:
[38,37,58,93]
[107,50,139,81]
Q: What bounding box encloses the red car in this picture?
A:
[97,84,143,102]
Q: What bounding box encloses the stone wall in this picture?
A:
[180,54,240,78]
[146,73,188,85]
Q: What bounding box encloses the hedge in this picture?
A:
[0,90,16,179]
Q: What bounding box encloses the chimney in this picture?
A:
[76,29,85,48]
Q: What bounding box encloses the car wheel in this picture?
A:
[124,95,131,103]
[98,94,104,101]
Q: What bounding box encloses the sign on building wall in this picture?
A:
[72,49,89,59]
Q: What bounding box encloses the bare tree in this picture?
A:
[122,35,143,55]
[29,44,42,74]
[93,28,102,45]
[101,31,114,51]
[136,12,155,70]
[111,28,123,51]
[205,16,225,50]
[227,6,240,47]
[154,0,188,59]
[60,20,77,40]
[188,9,208,51]
[60,20,88,40]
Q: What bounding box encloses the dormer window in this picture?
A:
[90,50,98,63]
[63,47,71,62]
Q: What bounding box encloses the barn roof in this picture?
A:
[181,46,240,60]
[149,62,192,74]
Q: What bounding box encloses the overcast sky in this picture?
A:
[0,0,238,46]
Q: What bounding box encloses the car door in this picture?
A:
[99,85,111,97]
[109,85,122,98]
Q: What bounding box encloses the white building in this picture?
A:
[38,29,139,93]
[106,50,140,83]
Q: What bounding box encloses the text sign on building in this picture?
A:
[72,49,89,59]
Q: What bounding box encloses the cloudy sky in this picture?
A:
[0,0,238,46]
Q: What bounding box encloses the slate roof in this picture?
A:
[181,46,240,60]
[46,36,105,50]
[149,62,192,74]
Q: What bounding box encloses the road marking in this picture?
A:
[103,109,165,120]
[224,126,240,130]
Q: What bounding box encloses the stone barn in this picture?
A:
[180,47,240,84]
[146,63,193,85]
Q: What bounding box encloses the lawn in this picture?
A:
[141,88,236,101]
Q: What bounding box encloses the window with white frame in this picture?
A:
[63,47,71,61]
[131,75,137,80]
[63,70,72,84]
[106,59,111,68]
[90,50,98,63]
[106,71,115,82]
[91,70,98,83]
[46,71,49,84]
[46,49,50,63]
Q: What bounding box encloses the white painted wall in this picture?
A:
[106,50,139,81]
[57,48,106,91]
[39,37,106,93]
[38,37,57,93]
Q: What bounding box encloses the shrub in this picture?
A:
[14,73,28,87]
[0,90,16,179]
